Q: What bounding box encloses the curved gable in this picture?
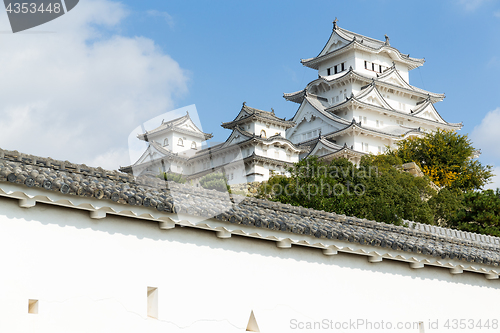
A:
[356,84,394,110]
[377,68,413,90]
[412,101,447,124]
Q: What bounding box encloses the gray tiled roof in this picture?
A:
[302,34,424,70]
[284,67,445,105]
[1,148,500,267]
[222,104,296,129]
[138,113,213,141]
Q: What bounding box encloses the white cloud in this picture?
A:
[146,10,175,29]
[470,108,500,161]
[456,0,492,11]
[0,0,189,171]
[471,107,500,190]
[484,166,500,190]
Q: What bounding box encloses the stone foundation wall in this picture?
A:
[230,182,261,196]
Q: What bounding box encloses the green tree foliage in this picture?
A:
[427,188,464,226]
[162,172,187,184]
[358,154,435,224]
[259,155,435,225]
[258,130,500,236]
[448,189,500,236]
[199,172,230,192]
[389,129,493,191]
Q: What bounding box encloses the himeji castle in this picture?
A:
[121,104,306,185]
[285,19,462,164]
[2,22,498,333]
[124,21,462,184]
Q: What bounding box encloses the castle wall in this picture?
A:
[1,193,499,333]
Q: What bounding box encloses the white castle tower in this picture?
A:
[121,104,305,185]
[284,20,462,164]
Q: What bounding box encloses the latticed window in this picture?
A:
[260,130,266,138]
[163,138,168,146]
[191,142,197,149]
[178,138,183,146]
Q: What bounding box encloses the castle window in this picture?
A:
[341,63,345,71]
[379,65,382,73]
[147,287,158,319]
[372,63,375,71]
[364,61,368,69]
[28,300,38,314]
[327,68,331,75]
[177,138,184,146]
[163,138,168,146]
[260,130,266,138]
[191,142,197,150]
[334,65,338,74]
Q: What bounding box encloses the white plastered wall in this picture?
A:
[1,195,499,333]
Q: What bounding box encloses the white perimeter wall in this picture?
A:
[1,196,499,333]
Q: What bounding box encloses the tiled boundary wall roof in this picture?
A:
[405,221,500,247]
[1,148,500,268]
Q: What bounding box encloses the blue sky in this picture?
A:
[0,0,499,187]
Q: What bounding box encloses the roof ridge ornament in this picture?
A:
[332,17,338,30]
[385,34,390,46]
